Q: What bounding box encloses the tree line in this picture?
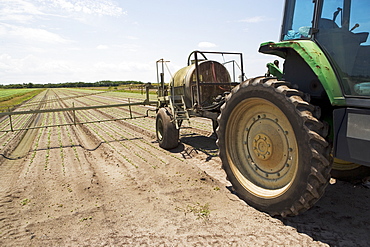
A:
[0,80,145,89]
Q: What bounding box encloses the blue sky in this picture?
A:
[0,0,285,85]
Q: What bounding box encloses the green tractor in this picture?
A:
[157,0,370,217]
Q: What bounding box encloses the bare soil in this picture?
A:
[0,88,369,246]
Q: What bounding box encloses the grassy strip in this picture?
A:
[0,89,45,112]
[0,89,37,100]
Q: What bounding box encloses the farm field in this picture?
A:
[0,88,369,246]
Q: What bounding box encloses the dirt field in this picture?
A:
[0,88,369,246]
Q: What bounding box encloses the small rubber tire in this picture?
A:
[217,77,331,217]
[156,108,179,149]
[212,119,219,134]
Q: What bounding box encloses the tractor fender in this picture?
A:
[259,40,346,106]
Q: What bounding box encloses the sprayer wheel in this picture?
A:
[217,77,331,217]
[156,107,179,150]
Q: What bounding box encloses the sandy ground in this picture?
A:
[0,88,369,246]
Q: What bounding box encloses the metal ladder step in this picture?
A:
[169,95,190,129]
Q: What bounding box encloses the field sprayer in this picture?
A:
[155,51,245,149]
[156,0,370,217]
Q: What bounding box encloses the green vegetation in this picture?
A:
[0,88,37,100]
[176,202,211,221]
[106,87,157,95]
[21,198,30,206]
[80,216,93,222]
[45,113,52,170]
[27,122,44,174]
[0,88,45,112]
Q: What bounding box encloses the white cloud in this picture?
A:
[0,0,126,24]
[94,61,152,72]
[0,23,72,44]
[110,44,140,53]
[37,0,126,17]
[0,54,70,74]
[0,0,44,23]
[0,0,42,15]
[238,16,266,23]
[0,54,21,73]
[0,53,154,84]
[96,45,109,50]
[198,42,218,48]
[126,35,138,40]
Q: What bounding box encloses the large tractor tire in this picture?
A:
[156,108,179,149]
[331,158,370,182]
[217,77,331,217]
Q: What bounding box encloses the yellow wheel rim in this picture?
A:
[332,158,361,171]
[226,98,299,198]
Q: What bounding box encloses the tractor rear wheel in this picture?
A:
[217,77,331,217]
[156,108,179,149]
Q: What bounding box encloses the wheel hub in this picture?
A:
[244,114,295,184]
[253,134,272,160]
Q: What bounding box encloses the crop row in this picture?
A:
[24,89,82,175]
[57,88,214,135]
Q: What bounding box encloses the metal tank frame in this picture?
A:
[156,51,245,128]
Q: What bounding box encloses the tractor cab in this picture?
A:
[281,0,370,98]
[262,0,370,170]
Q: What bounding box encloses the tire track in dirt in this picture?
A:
[0,90,52,241]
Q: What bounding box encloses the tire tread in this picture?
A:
[217,77,331,217]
